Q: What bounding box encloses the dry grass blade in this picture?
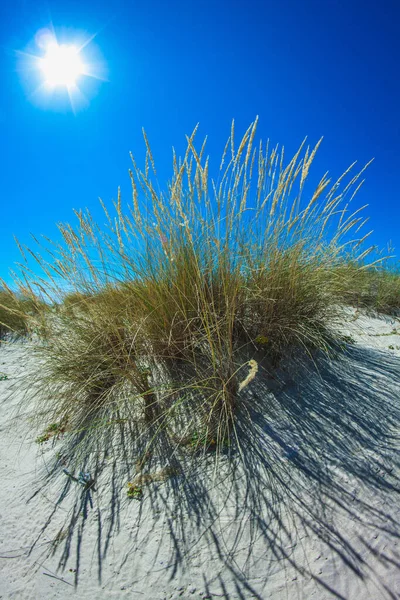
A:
[7,118,399,477]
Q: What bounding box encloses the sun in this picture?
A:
[40,42,85,89]
[16,27,107,111]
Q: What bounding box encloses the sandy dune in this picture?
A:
[0,307,400,599]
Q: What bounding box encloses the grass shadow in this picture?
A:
[25,343,400,598]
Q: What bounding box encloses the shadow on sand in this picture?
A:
[27,343,400,599]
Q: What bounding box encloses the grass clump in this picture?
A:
[0,285,50,341]
[0,289,34,340]
[9,117,391,466]
[333,262,400,314]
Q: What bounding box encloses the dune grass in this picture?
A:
[333,261,400,314]
[5,117,397,464]
[0,288,45,340]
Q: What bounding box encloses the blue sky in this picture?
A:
[1,0,399,283]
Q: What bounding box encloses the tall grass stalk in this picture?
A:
[5,118,393,465]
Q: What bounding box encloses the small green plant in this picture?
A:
[183,429,231,453]
[0,372,8,381]
[47,423,61,432]
[36,433,51,444]
[35,421,67,444]
[127,482,143,500]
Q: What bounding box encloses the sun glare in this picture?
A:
[17,27,107,111]
[40,42,85,88]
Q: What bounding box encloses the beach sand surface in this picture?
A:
[0,307,400,599]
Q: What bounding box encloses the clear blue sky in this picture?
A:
[1,0,399,283]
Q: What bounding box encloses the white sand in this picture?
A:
[0,308,400,599]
